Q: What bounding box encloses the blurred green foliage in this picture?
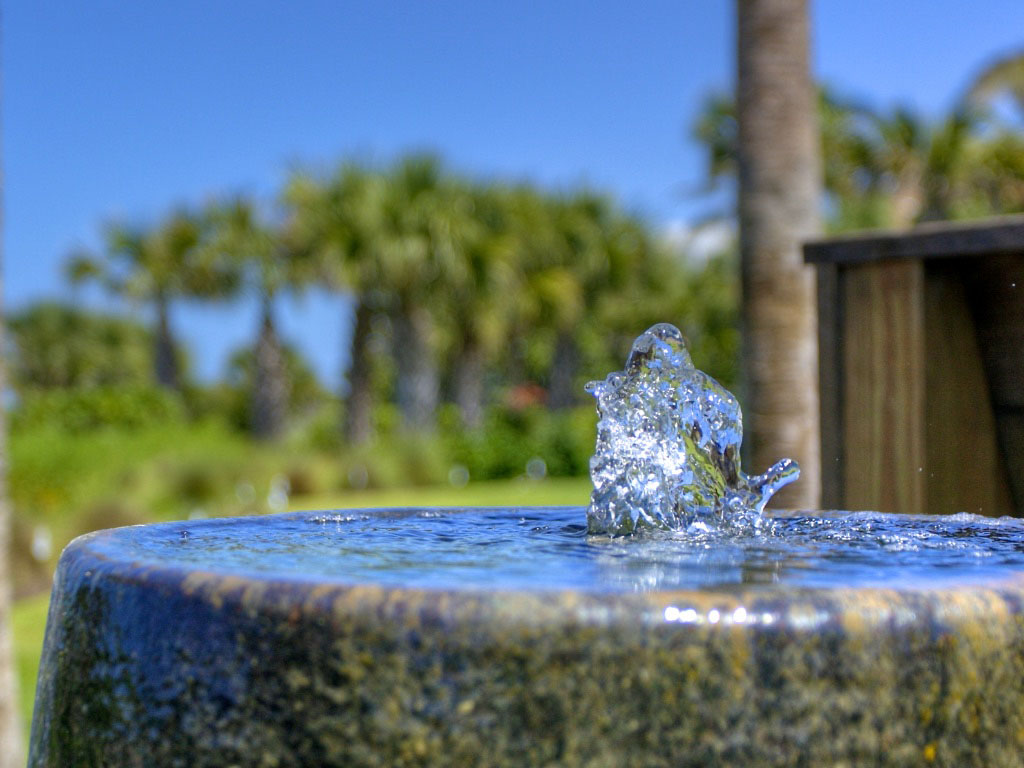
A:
[13,386,184,433]
[7,302,167,390]
[695,84,1024,231]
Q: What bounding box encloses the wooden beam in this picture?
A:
[804,216,1024,265]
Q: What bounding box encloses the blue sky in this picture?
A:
[5,1,1022,387]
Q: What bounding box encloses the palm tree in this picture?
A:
[378,155,464,432]
[966,49,1024,121]
[962,51,1024,217]
[286,163,388,445]
[959,130,1024,216]
[442,183,519,428]
[507,190,602,409]
[65,209,210,390]
[199,196,297,441]
[697,88,893,231]
[735,0,822,509]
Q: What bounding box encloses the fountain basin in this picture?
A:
[29,508,1024,767]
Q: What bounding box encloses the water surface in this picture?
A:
[94,507,1024,593]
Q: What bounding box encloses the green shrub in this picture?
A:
[13,385,184,433]
[285,465,320,497]
[80,500,146,533]
[439,404,596,483]
[174,462,224,504]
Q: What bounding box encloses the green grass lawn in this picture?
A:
[292,474,591,511]
[11,475,593,741]
[12,592,49,746]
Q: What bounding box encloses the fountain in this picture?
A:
[29,325,1024,766]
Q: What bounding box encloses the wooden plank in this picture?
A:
[804,216,1024,265]
[923,265,1015,516]
[842,260,925,514]
[816,262,843,509]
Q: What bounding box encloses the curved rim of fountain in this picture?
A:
[53,507,1024,634]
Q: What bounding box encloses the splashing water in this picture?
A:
[586,323,799,535]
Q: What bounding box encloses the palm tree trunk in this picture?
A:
[393,302,438,432]
[548,330,579,409]
[343,298,374,445]
[453,335,485,429]
[154,292,178,390]
[252,295,289,441]
[736,0,821,508]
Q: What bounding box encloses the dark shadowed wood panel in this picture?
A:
[923,266,1014,516]
[961,255,1024,513]
[842,261,925,514]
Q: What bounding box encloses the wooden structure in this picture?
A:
[804,216,1024,516]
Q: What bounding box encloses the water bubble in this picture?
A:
[525,457,547,481]
[347,463,369,490]
[271,474,291,495]
[267,474,290,513]
[31,526,52,562]
[448,464,470,487]
[235,482,256,505]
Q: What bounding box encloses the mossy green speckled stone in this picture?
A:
[29,509,1024,767]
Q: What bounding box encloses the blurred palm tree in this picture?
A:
[966,49,1024,121]
[286,162,388,445]
[441,184,520,428]
[696,85,1021,231]
[962,50,1024,217]
[198,196,302,441]
[378,155,464,432]
[511,190,613,409]
[65,209,220,390]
